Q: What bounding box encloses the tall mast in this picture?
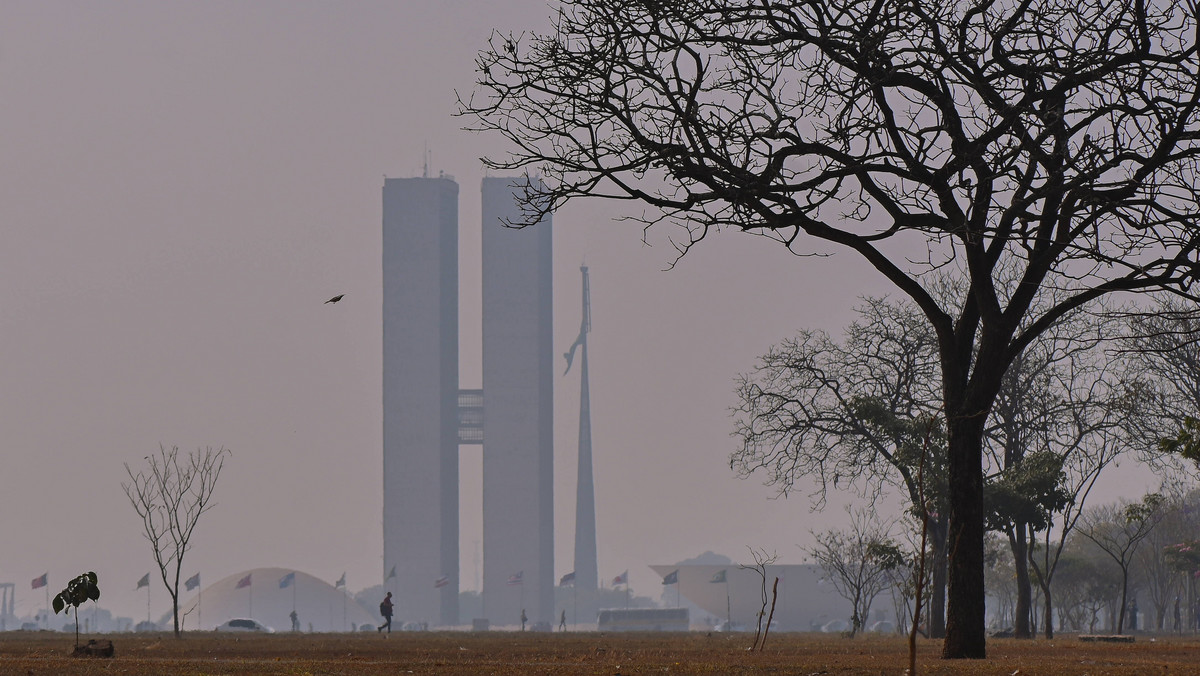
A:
[573,266,598,591]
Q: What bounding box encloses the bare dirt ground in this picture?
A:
[5,630,1200,675]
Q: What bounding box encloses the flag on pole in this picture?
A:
[335,573,346,589]
[559,572,576,587]
[710,570,727,584]
[662,570,679,585]
[563,325,587,375]
[279,572,296,589]
[507,571,524,586]
[236,573,252,589]
[386,566,397,581]
[136,573,150,590]
[434,575,450,589]
[31,573,47,590]
[612,570,628,586]
[185,573,201,591]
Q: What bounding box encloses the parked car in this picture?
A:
[821,619,850,633]
[215,618,274,633]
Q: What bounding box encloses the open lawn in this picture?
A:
[5,630,1200,675]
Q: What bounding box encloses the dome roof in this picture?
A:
[165,567,378,632]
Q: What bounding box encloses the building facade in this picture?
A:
[382,176,555,627]
[480,177,555,626]
[382,177,460,626]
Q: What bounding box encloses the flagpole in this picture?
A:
[726,578,731,628]
[145,583,150,625]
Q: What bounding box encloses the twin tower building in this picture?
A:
[382,176,595,628]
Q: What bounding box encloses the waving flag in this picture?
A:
[279,572,296,589]
[662,570,679,585]
[559,572,576,587]
[434,575,450,589]
[507,571,524,586]
[710,570,727,584]
[185,573,201,592]
[335,573,346,589]
[236,573,251,589]
[612,570,628,586]
[136,573,150,590]
[31,573,47,590]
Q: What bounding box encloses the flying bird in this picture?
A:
[325,294,345,304]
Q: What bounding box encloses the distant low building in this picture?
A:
[649,564,897,632]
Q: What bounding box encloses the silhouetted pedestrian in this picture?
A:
[520,608,527,632]
[378,592,394,634]
[559,609,567,631]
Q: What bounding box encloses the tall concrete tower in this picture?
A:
[564,266,598,591]
[381,177,460,626]
[480,177,554,625]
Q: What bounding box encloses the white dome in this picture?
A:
[165,568,378,632]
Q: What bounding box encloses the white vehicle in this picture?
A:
[215,618,274,633]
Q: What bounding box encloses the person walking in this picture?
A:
[520,608,527,632]
[378,592,394,634]
[559,609,567,632]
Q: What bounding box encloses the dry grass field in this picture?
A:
[5,630,1200,675]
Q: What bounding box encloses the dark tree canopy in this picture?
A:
[463,0,1200,658]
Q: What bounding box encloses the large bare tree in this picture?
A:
[123,445,229,638]
[461,0,1200,658]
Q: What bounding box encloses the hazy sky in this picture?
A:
[0,1,1160,623]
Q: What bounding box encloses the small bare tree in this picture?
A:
[123,445,229,638]
[809,510,906,637]
[1078,493,1166,634]
[738,547,778,652]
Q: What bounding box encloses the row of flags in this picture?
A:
[659,569,728,585]
[32,569,357,595]
[33,566,727,594]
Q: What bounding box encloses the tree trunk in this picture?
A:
[942,413,987,659]
[1010,527,1032,639]
[930,519,948,639]
[1043,589,1054,639]
[1117,569,1129,635]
